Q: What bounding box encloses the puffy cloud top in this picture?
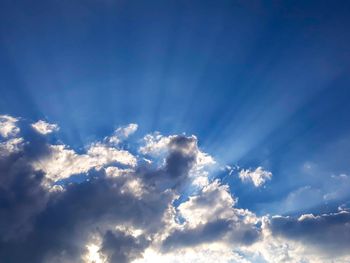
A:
[239,167,272,187]
[0,115,20,138]
[108,123,138,145]
[31,120,59,135]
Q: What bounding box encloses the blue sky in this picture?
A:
[0,1,350,262]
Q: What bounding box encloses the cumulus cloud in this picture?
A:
[162,180,261,251]
[0,115,349,263]
[239,167,272,187]
[108,123,138,144]
[0,115,20,138]
[32,142,137,181]
[0,116,222,262]
[140,133,215,188]
[31,120,59,135]
[139,132,171,156]
[0,137,25,157]
[100,230,149,263]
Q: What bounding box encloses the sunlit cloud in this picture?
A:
[239,167,272,187]
[0,115,20,138]
[31,120,59,135]
[0,115,349,262]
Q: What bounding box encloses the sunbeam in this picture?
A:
[1,0,350,262]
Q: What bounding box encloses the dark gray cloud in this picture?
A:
[0,152,47,242]
[269,211,350,255]
[0,124,51,242]
[0,164,173,263]
[141,135,196,192]
[162,219,231,250]
[162,219,261,251]
[101,230,149,263]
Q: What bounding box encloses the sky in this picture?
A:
[0,0,350,262]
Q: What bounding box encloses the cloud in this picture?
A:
[139,132,171,156]
[0,115,349,263]
[231,210,350,263]
[0,135,49,243]
[100,230,149,263]
[268,211,350,256]
[0,115,20,138]
[162,180,261,251]
[31,120,59,135]
[0,161,175,262]
[239,167,272,187]
[33,142,137,181]
[140,133,215,189]
[0,137,25,157]
[108,123,138,145]
[133,246,251,263]
[0,116,229,262]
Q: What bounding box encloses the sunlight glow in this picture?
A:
[84,244,106,263]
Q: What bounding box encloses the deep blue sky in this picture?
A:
[1,0,350,215]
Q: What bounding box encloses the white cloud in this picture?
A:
[0,137,25,157]
[178,180,237,227]
[133,245,250,263]
[88,143,137,167]
[161,179,261,253]
[239,167,272,187]
[31,120,59,135]
[0,115,20,138]
[139,132,172,156]
[108,123,138,144]
[33,143,137,181]
[105,166,134,178]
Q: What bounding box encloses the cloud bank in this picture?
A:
[0,115,349,263]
